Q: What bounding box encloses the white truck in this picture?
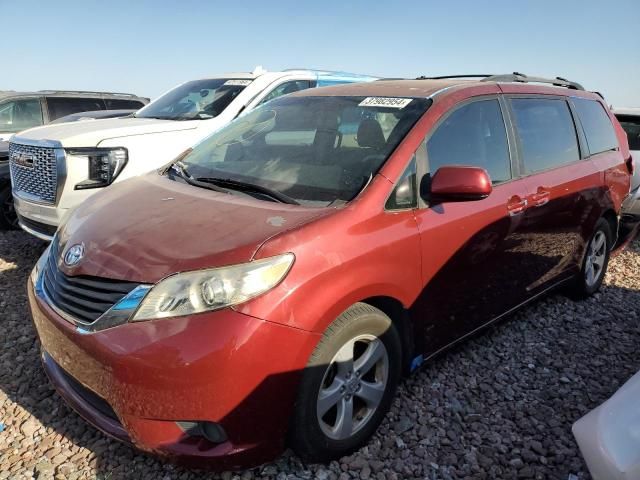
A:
[9,68,377,240]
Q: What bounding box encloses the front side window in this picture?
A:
[573,98,618,155]
[136,79,251,121]
[617,114,640,151]
[426,99,511,184]
[258,81,311,105]
[511,98,579,174]
[386,156,417,210]
[46,97,105,120]
[178,96,430,206]
[0,99,44,132]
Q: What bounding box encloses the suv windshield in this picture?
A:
[136,79,251,121]
[178,95,430,205]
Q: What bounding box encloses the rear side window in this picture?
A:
[511,98,579,173]
[573,98,618,155]
[617,115,640,151]
[426,99,511,184]
[46,97,105,120]
[104,99,146,110]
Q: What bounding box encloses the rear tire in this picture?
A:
[570,218,612,299]
[0,183,18,230]
[290,303,401,462]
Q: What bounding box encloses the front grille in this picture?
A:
[9,143,59,204]
[42,241,139,324]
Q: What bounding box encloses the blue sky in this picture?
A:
[2,0,638,106]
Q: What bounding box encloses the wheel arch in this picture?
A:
[602,209,618,245]
[358,296,416,376]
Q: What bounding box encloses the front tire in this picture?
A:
[0,183,18,230]
[571,218,612,298]
[290,303,402,463]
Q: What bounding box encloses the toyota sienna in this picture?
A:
[28,73,632,469]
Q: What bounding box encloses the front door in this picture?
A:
[410,96,534,354]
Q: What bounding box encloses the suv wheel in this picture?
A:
[0,183,18,230]
[290,303,401,462]
[571,218,612,298]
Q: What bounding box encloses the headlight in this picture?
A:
[131,253,294,321]
[68,148,127,190]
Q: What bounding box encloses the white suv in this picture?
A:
[10,68,377,239]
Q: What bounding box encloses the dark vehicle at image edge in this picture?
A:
[28,73,632,470]
[0,141,12,228]
[0,90,148,228]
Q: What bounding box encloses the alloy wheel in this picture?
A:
[585,230,607,287]
[316,334,389,440]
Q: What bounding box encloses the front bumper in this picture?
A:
[622,185,640,218]
[28,280,320,469]
[13,193,64,241]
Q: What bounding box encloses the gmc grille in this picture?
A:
[9,143,59,204]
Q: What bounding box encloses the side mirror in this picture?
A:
[428,166,492,203]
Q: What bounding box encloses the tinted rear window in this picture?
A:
[616,114,640,151]
[104,99,145,110]
[46,97,105,120]
[573,98,618,155]
[511,98,579,173]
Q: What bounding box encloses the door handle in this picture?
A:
[531,188,551,207]
[507,196,528,216]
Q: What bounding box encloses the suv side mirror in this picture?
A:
[427,166,492,203]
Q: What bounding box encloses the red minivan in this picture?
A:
[28,74,631,469]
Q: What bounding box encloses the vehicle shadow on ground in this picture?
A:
[1,230,640,479]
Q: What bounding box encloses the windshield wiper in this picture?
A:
[196,177,300,205]
[167,163,229,194]
[134,115,174,120]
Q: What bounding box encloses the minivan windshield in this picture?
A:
[177,95,430,206]
[136,79,251,121]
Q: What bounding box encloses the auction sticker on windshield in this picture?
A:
[224,79,253,86]
[359,97,413,109]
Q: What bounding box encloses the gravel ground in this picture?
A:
[1,230,639,480]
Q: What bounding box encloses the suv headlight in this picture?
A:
[132,253,294,321]
[68,148,128,190]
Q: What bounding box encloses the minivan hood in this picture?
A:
[56,173,333,283]
[13,116,202,147]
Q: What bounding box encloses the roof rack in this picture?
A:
[282,68,376,77]
[417,74,494,80]
[416,72,584,91]
[37,90,141,97]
